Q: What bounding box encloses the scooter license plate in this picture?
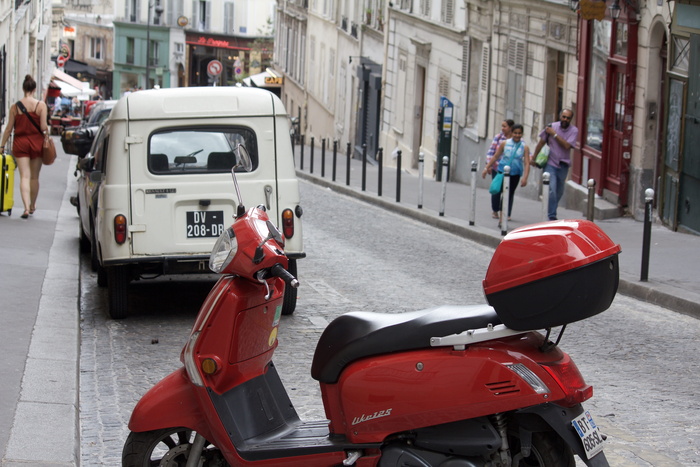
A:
[186,210,224,238]
[571,410,605,459]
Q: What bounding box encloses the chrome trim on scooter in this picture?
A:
[430,323,528,350]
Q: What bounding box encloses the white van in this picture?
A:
[83,87,304,319]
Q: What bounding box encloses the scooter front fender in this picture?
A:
[516,403,609,467]
[128,367,206,434]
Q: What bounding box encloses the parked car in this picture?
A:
[61,100,116,157]
[76,87,304,319]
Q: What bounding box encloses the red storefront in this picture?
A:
[572,0,639,208]
[185,32,272,87]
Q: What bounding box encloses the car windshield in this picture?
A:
[148,127,259,175]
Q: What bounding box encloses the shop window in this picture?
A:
[441,0,454,24]
[585,21,611,151]
[224,2,234,34]
[614,22,628,57]
[89,37,103,61]
[166,0,185,26]
[126,37,135,64]
[505,38,525,124]
[671,36,689,72]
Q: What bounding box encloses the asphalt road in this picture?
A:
[78,180,700,466]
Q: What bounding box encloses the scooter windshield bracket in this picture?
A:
[430,324,528,350]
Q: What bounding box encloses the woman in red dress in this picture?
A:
[0,75,49,218]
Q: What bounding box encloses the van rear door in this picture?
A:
[127,118,280,258]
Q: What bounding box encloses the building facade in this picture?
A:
[0,0,53,123]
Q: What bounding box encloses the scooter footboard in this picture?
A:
[515,404,609,467]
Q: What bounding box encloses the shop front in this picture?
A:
[186,32,271,87]
[573,0,638,209]
[662,2,700,233]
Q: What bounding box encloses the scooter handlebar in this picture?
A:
[270,263,300,289]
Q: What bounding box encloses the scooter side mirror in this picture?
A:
[233,144,253,173]
[231,144,252,217]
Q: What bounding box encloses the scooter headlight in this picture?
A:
[209,227,238,273]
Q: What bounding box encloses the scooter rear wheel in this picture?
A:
[510,429,575,466]
[122,428,225,467]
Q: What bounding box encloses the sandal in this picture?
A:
[492,212,499,219]
[29,205,35,214]
[21,211,29,219]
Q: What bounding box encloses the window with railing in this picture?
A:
[149,40,160,67]
[126,37,135,64]
[89,37,104,61]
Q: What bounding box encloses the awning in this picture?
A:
[242,69,284,88]
[53,68,87,89]
[51,68,96,100]
[63,59,97,79]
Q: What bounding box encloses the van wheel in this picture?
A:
[107,266,129,319]
[281,259,297,315]
[79,224,90,254]
[90,223,100,272]
[97,265,107,287]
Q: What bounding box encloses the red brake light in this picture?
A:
[114,215,128,244]
[282,209,294,239]
[541,353,592,406]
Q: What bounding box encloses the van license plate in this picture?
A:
[571,410,604,459]
[186,211,225,238]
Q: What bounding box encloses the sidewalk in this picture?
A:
[0,140,80,466]
[293,142,700,319]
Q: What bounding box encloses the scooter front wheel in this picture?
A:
[122,428,226,467]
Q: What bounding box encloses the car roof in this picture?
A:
[110,87,287,122]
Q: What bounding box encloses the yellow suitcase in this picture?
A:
[1,153,17,215]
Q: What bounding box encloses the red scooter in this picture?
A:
[123,144,618,466]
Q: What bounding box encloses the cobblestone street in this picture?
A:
[78,181,700,466]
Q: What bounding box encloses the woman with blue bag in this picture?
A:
[481,124,530,221]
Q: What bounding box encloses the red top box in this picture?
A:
[483,220,621,330]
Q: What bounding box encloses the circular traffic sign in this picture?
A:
[207,60,223,77]
[57,55,67,68]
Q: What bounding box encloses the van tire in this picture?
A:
[79,224,90,254]
[107,266,129,319]
[90,222,100,272]
[97,265,107,287]
[281,259,297,315]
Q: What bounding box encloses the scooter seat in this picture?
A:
[311,304,501,384]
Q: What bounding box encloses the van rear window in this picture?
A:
[148,127,259,175]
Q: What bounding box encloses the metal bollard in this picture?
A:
[361,144,367,191]
[469,161,477,226]
[641,188,654,282]
[346,142,351,186]
[321,138,326,178]
[586,179,596,221]
[332,140,338,182]
[439,156,449,217]
[542,172,550,222]
[418,152,425,209]
[396,150,402,203]
[501,165,511,236]
[377,147,383,197]
[310,136,315,174]
[300,135,305,171]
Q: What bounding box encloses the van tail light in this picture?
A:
[541,353,593,406]
[282,208,294,239]
[114,215,128,244]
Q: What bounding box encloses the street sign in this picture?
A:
[207,60,223,77]
[57,55,67,68]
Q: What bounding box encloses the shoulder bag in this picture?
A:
[16,101,56,165]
